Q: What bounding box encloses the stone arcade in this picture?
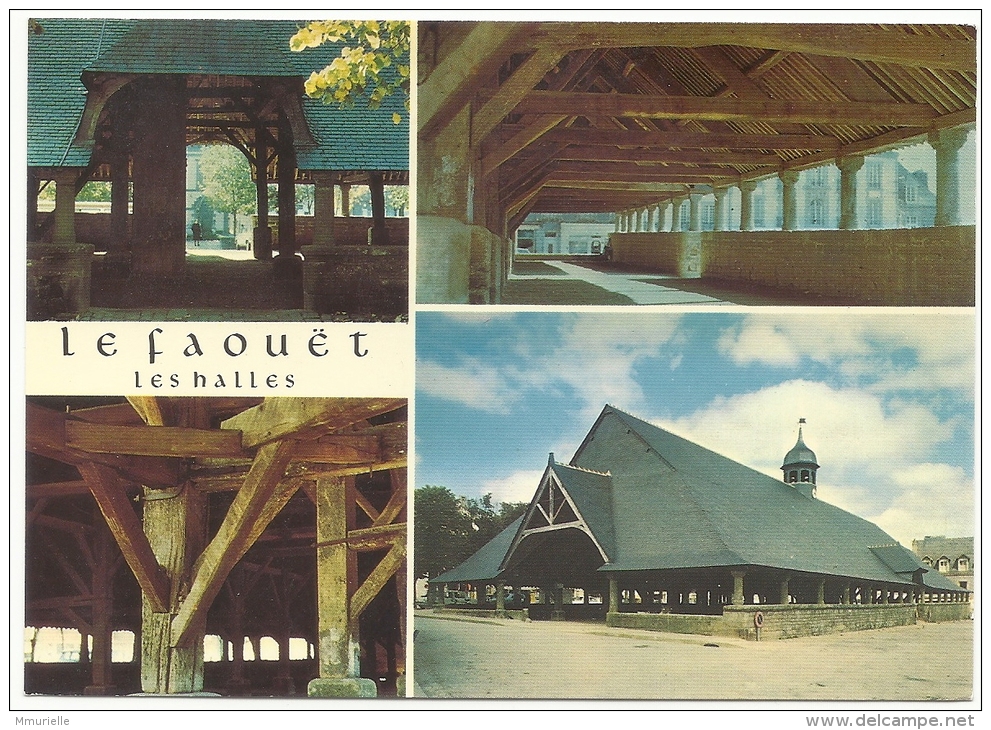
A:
[27,19,408,319]
[417,22,975,305]
[25,397,407,696]
[430,406,969,640]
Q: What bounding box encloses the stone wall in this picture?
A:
[35,212,120,250]
[607,611,725,636]
[722,604,918,640]
[417,216,510,304]
[607,604,920,641]
[432,607,529,621]
[608,226,975,305]
[916,602,972,623]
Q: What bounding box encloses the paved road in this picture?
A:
[412,612,974,701]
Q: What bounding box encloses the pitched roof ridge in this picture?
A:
[555,461,610,477]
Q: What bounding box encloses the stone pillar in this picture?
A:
[730,570,747,606]
[778,577,790,605]
[273,131,300,278]
[739,180,758,231]
[52,169,78,245]
[27,173,39,241]
[816,578,826,605]
[608,577,619,614]
[340,183,351,217]
[780,170,800,231]
[663,200,674,231]
[881,587,890,604]
[688,190,705,231]
[107,116,131,270]
[713,187,729,231]
[368,171,391,245]
[311,171,336,249]
[865,585,875,605]
[130,76,186,274]
[253,127,272,260]
[838,154,865,230]
[551,585,566,621]
[671,197,686,232]
[309,476,377,697]
[495,580,506,614]
[842,584,851,605]
[929,126,970,226]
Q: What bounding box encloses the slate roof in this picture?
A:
[26,18,408,171]
[434,405,963,592]
[432,516,523,584]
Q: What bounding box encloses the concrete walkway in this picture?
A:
[509,261,729,305]
[412,611,974,700]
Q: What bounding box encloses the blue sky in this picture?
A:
[415,310,975,546]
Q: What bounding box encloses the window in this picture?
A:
[904,184,917,203]
[957,557,969,571]
[938,558,950,572]
[867,199,883,227]
[753,196,765,228]
[808,198,825,227]
[866,161,882,190]
[702,203,714,229]
[808,167,827,187]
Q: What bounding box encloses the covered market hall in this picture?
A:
[417,21,975,306]
[429,406,969,640]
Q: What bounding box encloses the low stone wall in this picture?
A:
[607,611,725,636]
[27,242,95,319]
[610,232,701,277]
[302,245,408,317]
[433,607,529,621]
[916,602,972,623]
[723,604,917,640]
[608,604,919,641]
[608,226,975,305]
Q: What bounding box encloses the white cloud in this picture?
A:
[656,379,970,543]
[416,358,521,414]
[718,311,975,394]
[480,469,545,504]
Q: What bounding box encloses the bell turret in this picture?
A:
[782,418,819,498]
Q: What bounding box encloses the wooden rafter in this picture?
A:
[66,422,248,459]
[76,461,169,613]
[349,539,407,629]
[515,90,935,128]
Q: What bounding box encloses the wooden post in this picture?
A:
[84,526,116,695]
[308,476,376,697]
[53,169,79,245]
[140,401,209,694]
[369,171,391,245]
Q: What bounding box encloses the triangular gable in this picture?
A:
[499,459,612,572]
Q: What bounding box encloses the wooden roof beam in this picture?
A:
[540,23,975,72]
[542,127,838,150]
[472,46,567,147]
[220,398,405,449]
[66,422,248,459]
[170,439,297,647]
[516,90,935,127]
[482,114,569,174]
[418,23,522,138]
[556,145,780,166]
[77,461,170,613]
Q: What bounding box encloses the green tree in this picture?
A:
[289,20,410,123]
[413,486,530,580]
[413,486,472,580]
[385,185,408,216]
[200,145,256,235]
